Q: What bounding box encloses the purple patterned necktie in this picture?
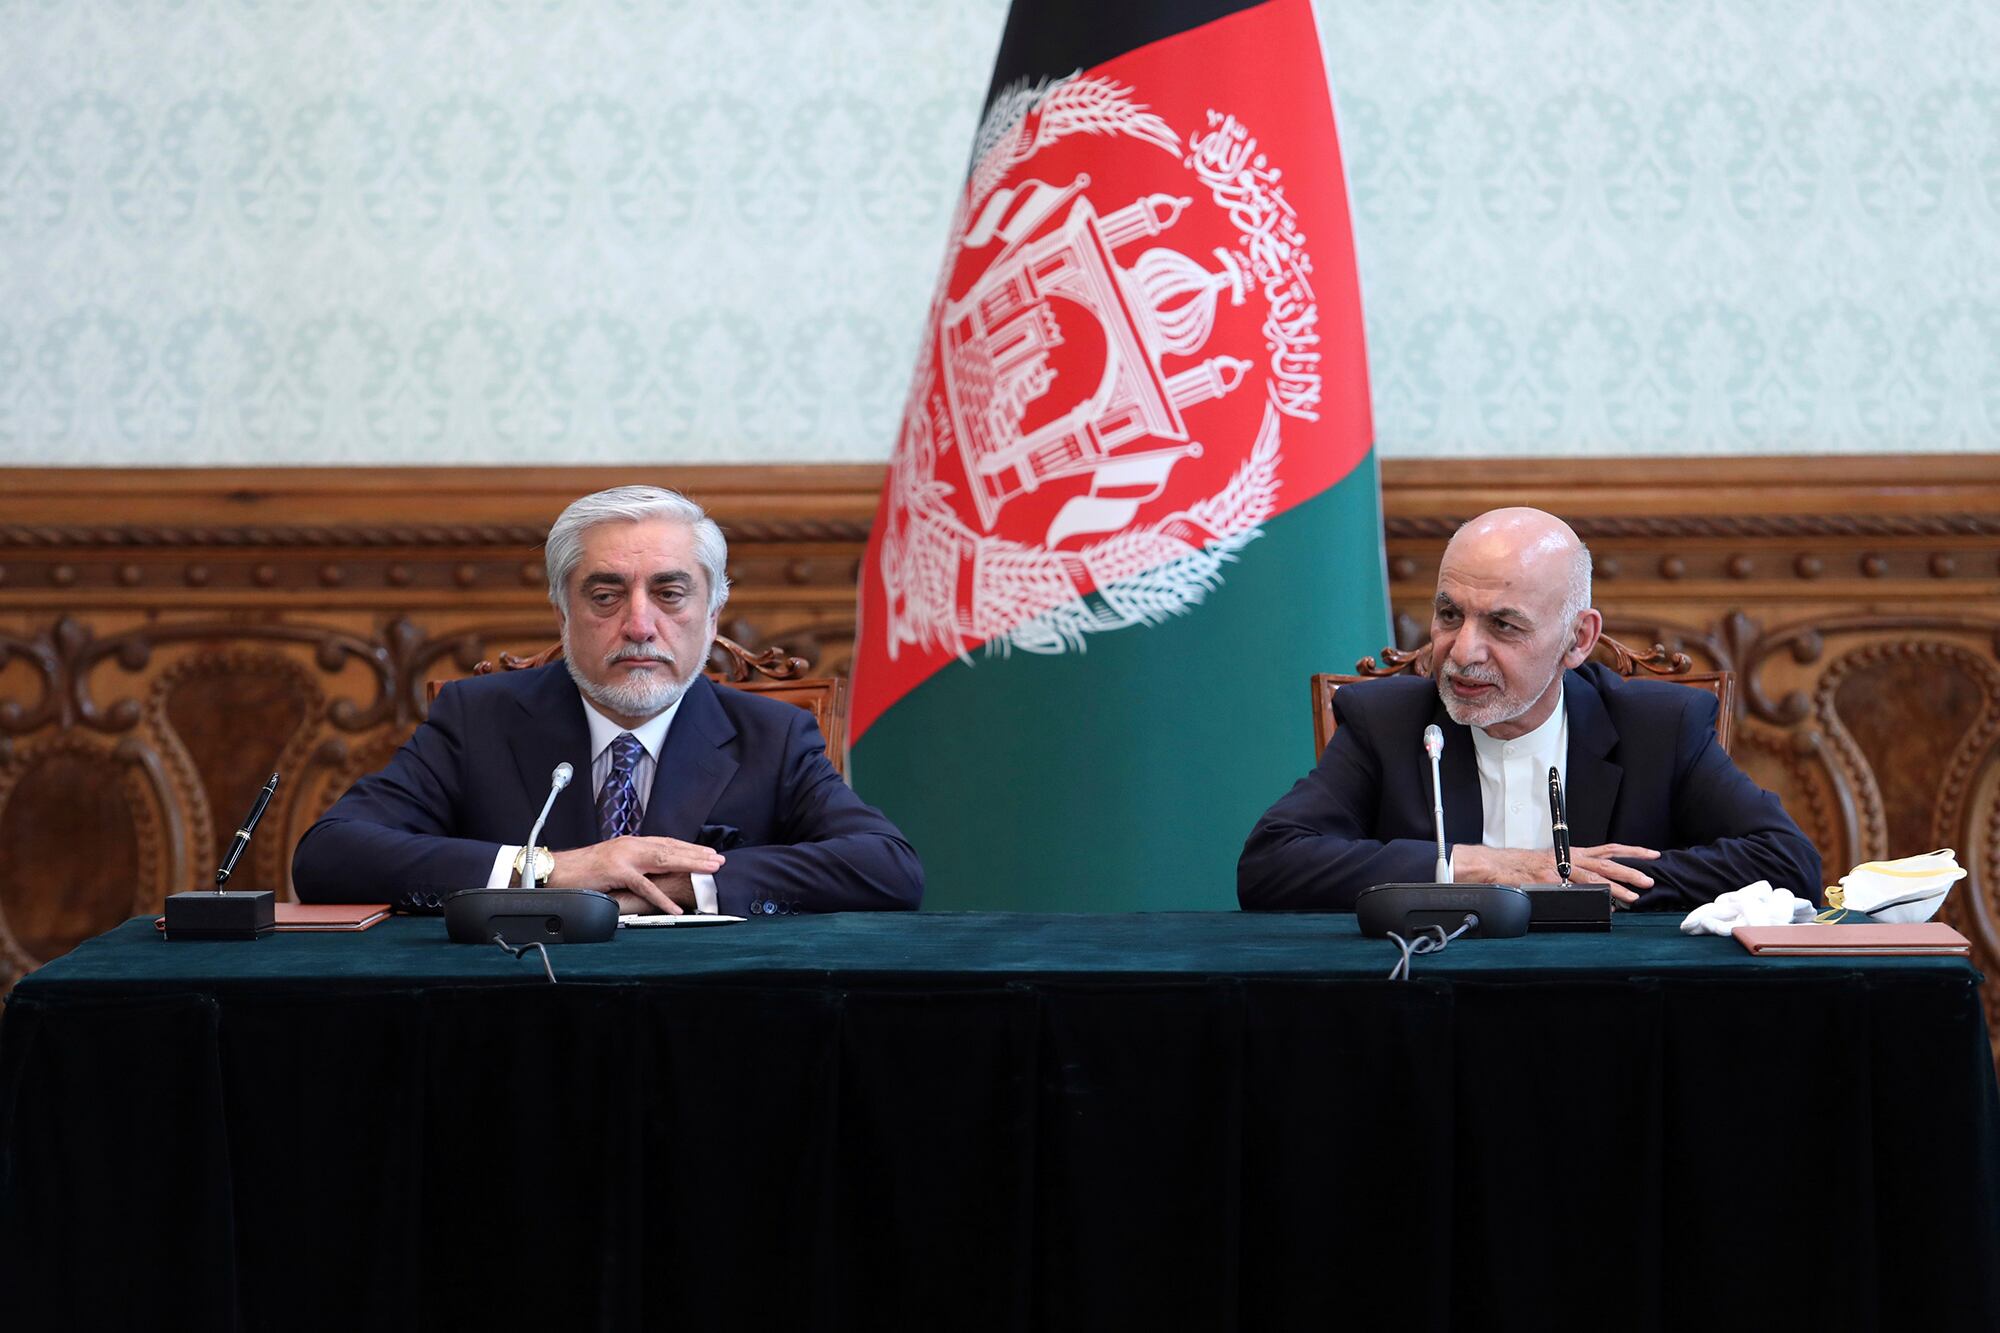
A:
[597,732,645,840]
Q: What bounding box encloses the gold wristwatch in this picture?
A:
[512,845,554,885]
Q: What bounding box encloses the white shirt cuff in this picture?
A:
[692,872,718,915]
[488,846,520,889]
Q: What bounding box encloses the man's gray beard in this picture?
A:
[562,628,693,722]
[1437,658,1563,731]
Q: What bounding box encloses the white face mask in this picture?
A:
[1835,849,1967,923]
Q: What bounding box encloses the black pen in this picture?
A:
[216,773,280,888]
[1548,766,1571,888]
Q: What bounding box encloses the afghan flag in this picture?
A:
[850,0,1389,911]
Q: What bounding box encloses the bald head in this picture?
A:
[1441,508,1592,623]
[1430,508,1600,737]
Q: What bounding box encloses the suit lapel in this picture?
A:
[507,666,598,850]
[641,677,739,841]
[1562,669,1621,848]
[1431,700,1485,848]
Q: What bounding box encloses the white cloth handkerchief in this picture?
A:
[1834,850,1965,923]
[1680,880,1816,936]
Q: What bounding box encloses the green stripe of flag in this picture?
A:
[851,458,1389,911]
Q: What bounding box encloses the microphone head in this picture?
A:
[1423,724,1444,760]
[551,762,574,791]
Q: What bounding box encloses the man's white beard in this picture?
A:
[1438,656,1563,731]
[563,626,694,721]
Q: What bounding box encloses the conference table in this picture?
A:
[1,911,1995,1332]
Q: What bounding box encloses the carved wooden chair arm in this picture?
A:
[473,633,810,681]
[1352,633,1690,678]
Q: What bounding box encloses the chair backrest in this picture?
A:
[426,635,849,775]
[1310,634,1735,759]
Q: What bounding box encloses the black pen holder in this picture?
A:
[1524,884,1612,932]
[163,890,276,940]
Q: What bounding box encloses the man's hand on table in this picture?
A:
[548,837,721,914]
[1452,843,1661,906]
[609,874,698,916]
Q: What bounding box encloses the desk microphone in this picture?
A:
[443,759,615,945]
[1424,724,1451,883]
[1356,723,1530,940]
[522,762,572,890]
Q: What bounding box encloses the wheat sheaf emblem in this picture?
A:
[882,75,1316,662]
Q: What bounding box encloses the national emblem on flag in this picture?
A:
[851,0,1391,911]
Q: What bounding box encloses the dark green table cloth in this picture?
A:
[2,912,1995,1332]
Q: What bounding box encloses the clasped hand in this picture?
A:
[1451,843,1661,905]
[547,835,724,915]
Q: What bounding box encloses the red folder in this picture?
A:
[153,902,391,933]
[1733,922,1970,956]
[273,902,391,931]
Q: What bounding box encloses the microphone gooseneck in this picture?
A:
[521,762,574,890]
[1423,724,1451,883]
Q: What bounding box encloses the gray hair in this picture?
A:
[1560,539,1594,626]
[544,485,731,620]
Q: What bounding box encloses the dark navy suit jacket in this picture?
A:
[1238,661,1821,911]
[293,664,922,916]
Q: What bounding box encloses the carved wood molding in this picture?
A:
[1374,454,2000,518]
[0,464,888,530]
[1386,514,2000,540]
[0,519,877,548]
[0,524,552,548]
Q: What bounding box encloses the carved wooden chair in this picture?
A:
[426,634,848,775]
[1310,634,1735,759]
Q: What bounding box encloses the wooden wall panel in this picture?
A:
[3,458,1998,1070]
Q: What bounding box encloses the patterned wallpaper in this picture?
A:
[0,0,1993,466]
[1327,0,2000,457]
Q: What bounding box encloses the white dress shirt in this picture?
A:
[488,691,719,912]
[1467,702,1568,852]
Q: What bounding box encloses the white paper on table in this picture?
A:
[619,914,746,928]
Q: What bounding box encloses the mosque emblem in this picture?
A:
[879,74,1326,659]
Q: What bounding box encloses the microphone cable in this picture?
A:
[1385,914,1478,981]
[492,934,559,984]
